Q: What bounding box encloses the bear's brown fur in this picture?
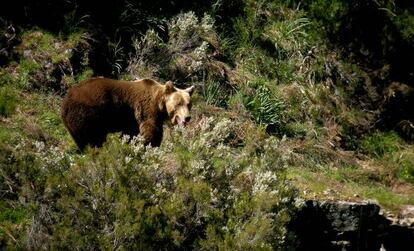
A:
[61,77,194,150]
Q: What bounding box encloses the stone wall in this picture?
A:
[286,200,414,251]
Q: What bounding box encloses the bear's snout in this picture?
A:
[182,115,191,126]
[174,114,191,127]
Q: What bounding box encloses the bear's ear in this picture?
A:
[165,81,175,95]
[184,86,195,96]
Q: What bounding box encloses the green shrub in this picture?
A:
[360,131,401,158]
[0,86,18,117]
[231,4,262,54]
[284,122,307,138]
[76,68,94,82]
[1,117,296,250]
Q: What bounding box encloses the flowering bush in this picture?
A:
[1,117,296,250]
[126,12,220,82]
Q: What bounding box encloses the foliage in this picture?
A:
[127,11,220,83]
[201,79,230,107]
[360,131,401,158]
[302,0,414,82]
[395,153,414,184]
[0,201,29,248]
[5,30,92,93]
[0,117,296,250]
[1,0,414,249]
[0,85,18,117]
[242,81,287,134]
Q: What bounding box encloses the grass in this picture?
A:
[201,79,228,107]
[0,86,69,149]
[287,157,414,213]
[0,71,14,87]
[0,127,21,145]
[16,59,41,89]
[398,157,414,183]
[0,202,28,224]
[0,201,29,248]
[0,86,18,117]
[5,28,92,93]
[360,131,402,158]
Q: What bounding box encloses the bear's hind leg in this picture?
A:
[139,119,163,147]
[71,127,107,151]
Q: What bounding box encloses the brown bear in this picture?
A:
[61,77,194,150]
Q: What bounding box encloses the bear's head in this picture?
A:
[164,81,194,126]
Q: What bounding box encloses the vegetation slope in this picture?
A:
[1,0,414,249]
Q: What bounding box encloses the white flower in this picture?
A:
[125,156,132,164]
[121,134,131,144]
[252,171,277,195]
[201,14,214,31]
[34,141,45,152]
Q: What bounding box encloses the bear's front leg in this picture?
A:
[139,119,163,147]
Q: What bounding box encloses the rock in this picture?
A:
[401,206,414,226]
[385,205,414,227]
[286,200,414,251]
[23,49,32,58]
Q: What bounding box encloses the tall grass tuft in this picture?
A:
[360,131,401,158]
[243,82,288,134]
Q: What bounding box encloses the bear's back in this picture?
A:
[67,78,119,105]
[63,77,164,110]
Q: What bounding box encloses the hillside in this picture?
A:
[1,0,414,249]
